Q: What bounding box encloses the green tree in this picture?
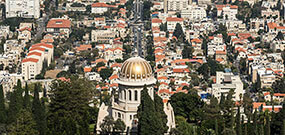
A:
[7,80,23,124]
[170,92,204,123]
[266,114,270,135]
[23,83,31,110]
[236,106,242,135]
[272,77,285,93]
[215,118,219,135]
[138,85,163,135]
[7,109,39,135]
[32,84,47,135]
[47,79,93,135]
[182,46,194,59]
[0,85,5,123]
[100,116,115,134]
[276,31,284,40]
[154,94,168,134]
[197,64,210,80]
[99,68,113,80]
[253,110,258,135]
[113,119,126,133]
[173,23,185,42]
[282,119,285,135]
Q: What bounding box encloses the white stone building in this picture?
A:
[211,71,244,101]
[96,57,175,133]
[5,0,40,18]
[164,0,191,12]
[181,5,206,21]
[46,18,71,38]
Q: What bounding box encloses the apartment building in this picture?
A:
[262,9,279,19]
[91,30,116,43]
[91,2,116,14]
[217,5,238,20]
[0,71,23,96]
[166,17,184,32]
[5,0,40,18]
[181,5,206,20]
[164,0,191,12]
[22,58,42,80]
[211,71,244,101]
[47,18,72,38]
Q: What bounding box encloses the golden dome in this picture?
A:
[120,57,153,81]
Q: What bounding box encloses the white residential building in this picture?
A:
[0,71,23,96]
[181,5,206,20]
[46,18,71,38]
[165,0,191,12]
[211,71,244,101]
[21,58,42,80]
[91,3,115,14]
[166,17,184,32]
[91,30,116,43]
[5,0,40,18]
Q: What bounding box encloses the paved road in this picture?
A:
[130,0,144,57]
[35,0,55,40]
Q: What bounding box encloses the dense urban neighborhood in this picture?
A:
[0,0,285,134]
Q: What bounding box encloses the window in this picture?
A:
[124,90,126,100]
[130,115,132,120]
[129,90,132,101]
[135,90,138,101]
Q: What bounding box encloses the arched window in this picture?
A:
[118,112,121,118]
[129,90,132,101]
[135,90,138,101]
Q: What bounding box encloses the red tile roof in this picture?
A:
[157,76,168,80]
[253,102,266,109]
[29,47,46,52]
[27,52,42,57]
[92,3,116,8]
[47,19,71,28]
[109,74,118,80]
[191,38,202,43]
[31,43,53,49]
[166,17,183,22]
[41,38,54,43]
[111,63,122,68]
[84,67,92,72]
[158,89,171,94]
[216,51,227,55]
[22,58,39,63]
[152,18,162,23]
[18,27,32,32]
[173,68,190,73]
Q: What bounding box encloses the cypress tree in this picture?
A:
[266,115,270,135]
[7,79,23,124]
[230,108,235,129]
[32,84,47,135]
[260,124,264,135]
[253,109,258,135]
[246,115,251,135]
[236,106,241,135]
[0,84,6,123]
[215,118,219,135]
[282,119,285,135]
[48,79,93,134]
[154,94,168,134]
[241,115,245,135]
[23,82,31,110]
[138,85,162,135]
[244,122,247,135]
